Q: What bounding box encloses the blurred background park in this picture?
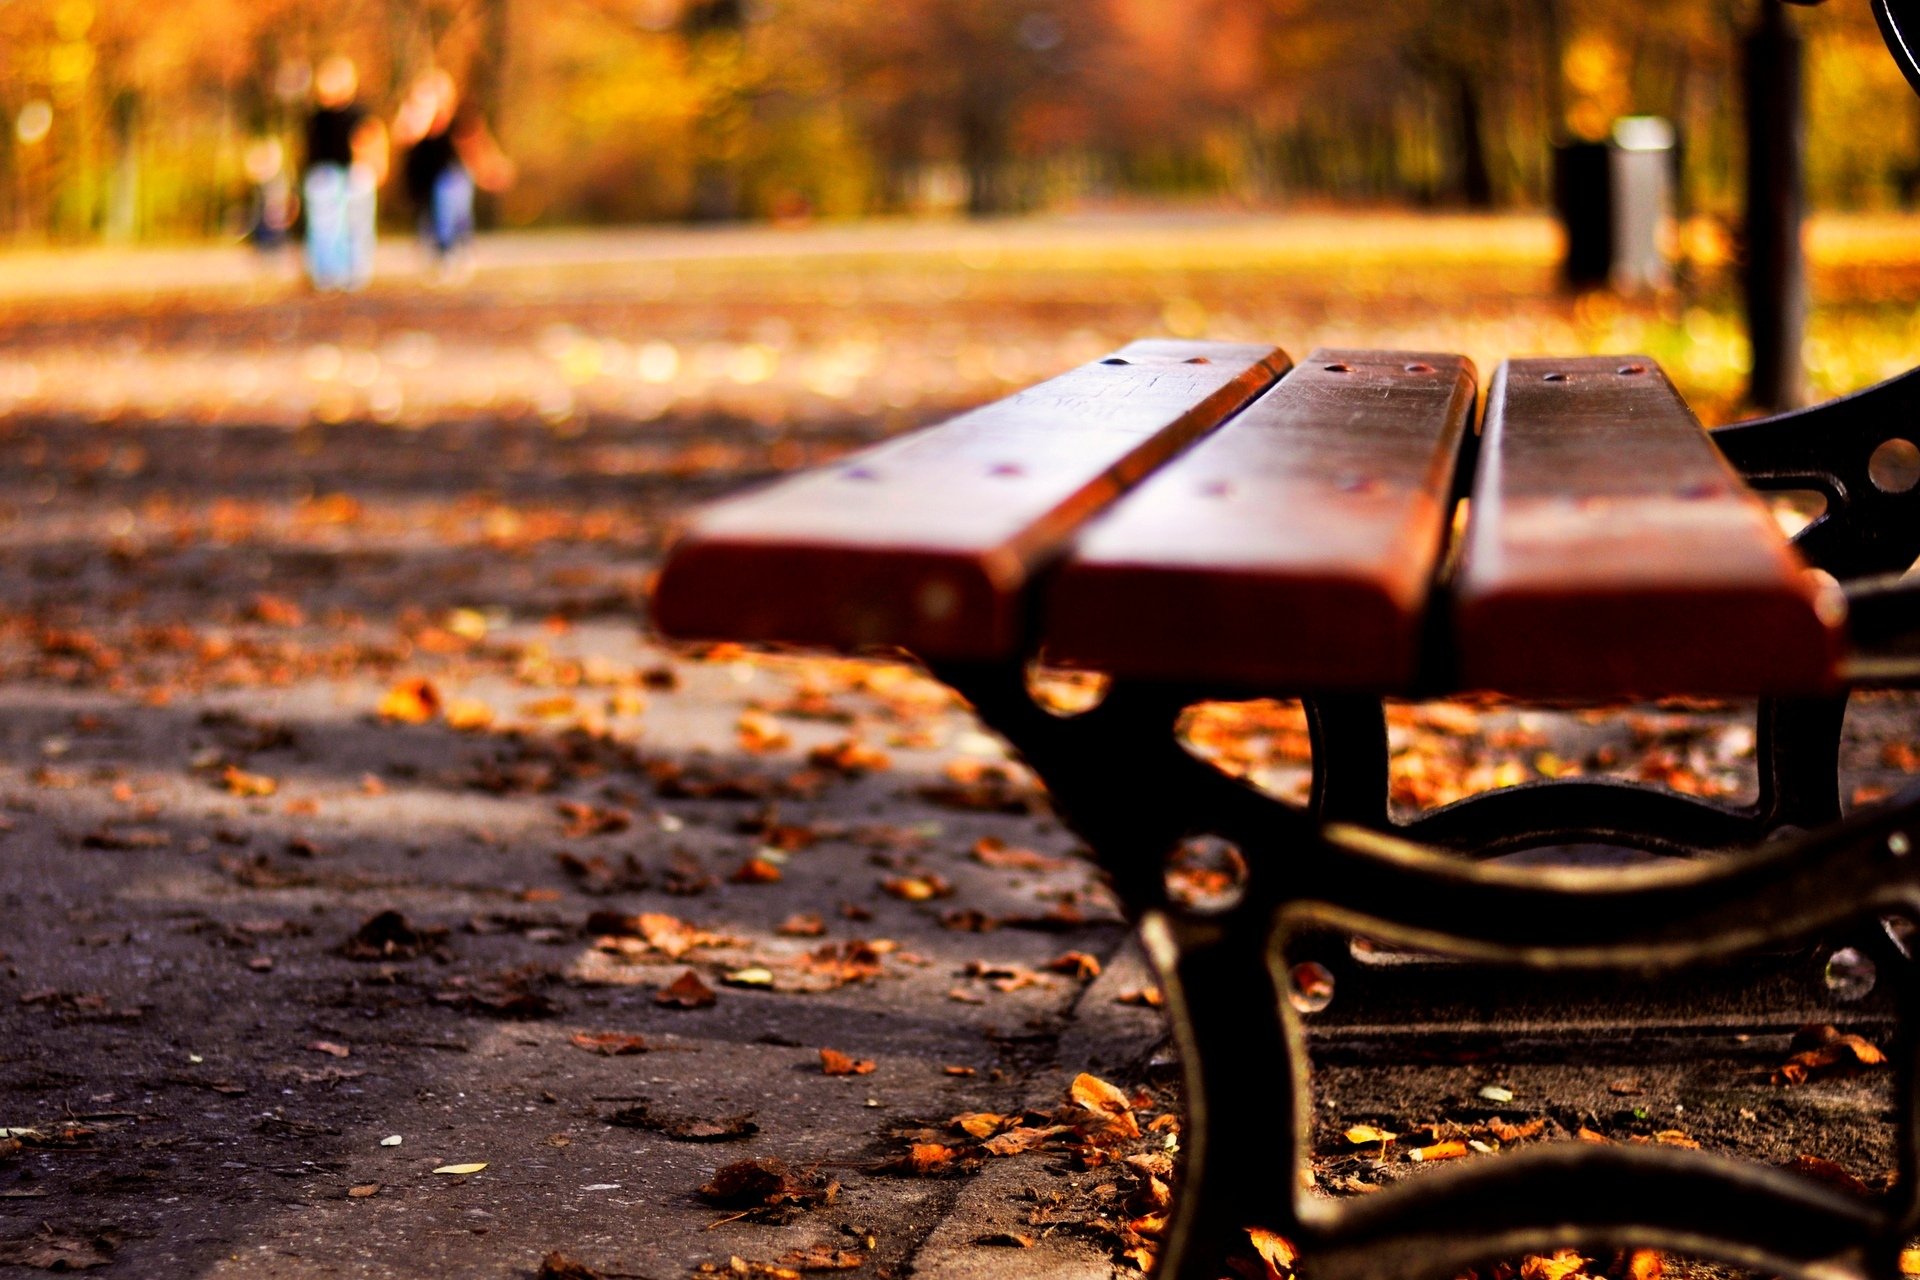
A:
[2,0,1920,433]
[5,0,1920,233]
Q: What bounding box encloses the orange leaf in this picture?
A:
[654,969,717,1010]
[819,1048,876,1077]
[569,1032,648,1057]
[377,678,440,725]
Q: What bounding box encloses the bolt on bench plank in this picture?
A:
[652,339,1288,661]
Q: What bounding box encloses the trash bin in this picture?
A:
[1552,117,1676,292]
[1609,116,1676,292]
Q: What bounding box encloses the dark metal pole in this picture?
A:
[1744,0,1809,412]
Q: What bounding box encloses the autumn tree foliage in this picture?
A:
[0,0,1914,239]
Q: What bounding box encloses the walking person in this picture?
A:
[302,56,389,292]
[394,70,515,279]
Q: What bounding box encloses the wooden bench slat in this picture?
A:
[1453,356,1845,696]
[651,340,1290,660]
[1044,350,1478,689]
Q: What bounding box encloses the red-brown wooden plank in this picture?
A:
[1453,356,1845,696]
[1044,350,1478,689]
[652,340,1290,660]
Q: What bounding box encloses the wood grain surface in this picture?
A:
[651,339,1290,659]
[1045,350,1478,689]
[1453,357,1845,696]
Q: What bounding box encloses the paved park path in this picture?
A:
[1,215,1918,1278]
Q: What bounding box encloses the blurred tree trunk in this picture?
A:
[1452,70,1495,208]
[684,0,748,221]
[1743,0,1807,411]
[960,98,1014,216]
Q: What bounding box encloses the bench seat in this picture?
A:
[1453,357,1845,696]
[1046,350,1477,689]
[654,344,1846,699]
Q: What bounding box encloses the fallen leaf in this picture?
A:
[307,1040,351,1059]
[820,1048,877,1077]
[1785,1153,1872,1197]
[1246,1228,1296,1279]
[951,1112,1005,1139]
[1487,1117,1547,1143]
[697,1158,837,1214]
[348,1183,381,1198]
[342,910,449,961]
[537,1253,609,1280]
[973,1234,1035,1249]
[806,739,891,776]
[982,1125,1067,1157]
[878,1142,967,1176]
[1519,1251,1588,1280]
[731,857,784,885]
[1069,1072,1140,1140]
[778,913,827,938]
[569,1032,648,1056]
[609,1103,759,1143]
[446,698,497,732]
[655,969,718,1009]
[433,1162,489,1175]
[378,678,441,725]
[0,1230,119,1271]
[1046,951,1102,980]
[1344,1125,1397,1146]
[1774,1026,1888,1085]
[221,764,278,798]
[970,837,1064,871]
[775,1245,866,1271]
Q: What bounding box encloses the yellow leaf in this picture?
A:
[1900,1248,1920,1276]
[445,698,496,732]
[378,678,441,725]
[445,608,489,641]
[1246,1227,1296,1279]
[432,1163,488,1176]
[1344,1125,1397,1146]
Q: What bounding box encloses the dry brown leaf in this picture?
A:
[1070,1072,1141,1140]
[655,969,718,1009]
[820,1048,876,1077]
[1046,951,1102,981]
[1245,1227,1297,1280]
[731,857,784,885]
[1520,1251,1588,1280]
[569,1031,648,1056]
[982,1125,1068,1157]
[951,1112,1005,1139]
[1487,1117,1547,1143]
[774,1244,866,1272]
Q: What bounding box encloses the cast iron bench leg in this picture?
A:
[937,661,1920,1279]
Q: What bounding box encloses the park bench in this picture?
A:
[654,4,1920,1277]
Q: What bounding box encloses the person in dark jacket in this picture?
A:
[302,57,388,292]
[393,70,515,276]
